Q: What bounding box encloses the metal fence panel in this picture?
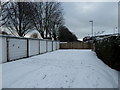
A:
[40,40,46,54]
[57,41,60,50]
[0,37,7,63]
[0,35,60,63]
[29,39,39,56]
[47,41,52,52]
[8,38,27,61]
[53,41,56,50]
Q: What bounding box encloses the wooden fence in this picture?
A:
[60,42,92,49]
[0,35,59,63]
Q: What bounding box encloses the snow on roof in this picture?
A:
[24,30,43,39]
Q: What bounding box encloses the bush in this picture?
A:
[94,36,120,71]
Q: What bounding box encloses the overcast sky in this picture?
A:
[61,2,118,39]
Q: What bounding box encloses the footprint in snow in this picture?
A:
[65,75,68,77]
[42,75,47,79]
[86,75,89,78]
[66,80,68,82]
[71,80,74,83]
[68,86,71,88]
[97,77,100,80]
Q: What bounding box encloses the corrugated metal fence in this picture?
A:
[0,35,59,63]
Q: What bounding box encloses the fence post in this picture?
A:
[59,41,60,49]
[6,38,9,62]
[56,41,57,50]
[27,39,29,57]
[52,41,53,51]
[46,40,48,52]
[39,40,40,54]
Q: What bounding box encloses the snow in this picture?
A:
[2,50,119,88]
[24,30,43,39]
[0,64,2,90]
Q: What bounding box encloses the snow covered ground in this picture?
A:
[2,50,119,88]
[0,64,2,90]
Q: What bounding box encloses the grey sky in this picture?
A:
[62,2,118,39]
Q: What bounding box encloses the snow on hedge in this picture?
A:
[2,50,119,88]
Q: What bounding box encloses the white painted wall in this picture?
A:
[47,41,52,52]
[40,40,46,54]
[0,37,7,63]
[8,38,27,61]
[29,39,39,56]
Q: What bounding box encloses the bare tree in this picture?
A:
[1,2,37,36]
[32,2,45,38]
[43,2,64,39]
[29,2,64,39]
[1,1,64,39]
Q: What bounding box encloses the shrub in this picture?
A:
[94,36,120,71]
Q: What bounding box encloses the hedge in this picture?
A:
[94,36,120,71]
